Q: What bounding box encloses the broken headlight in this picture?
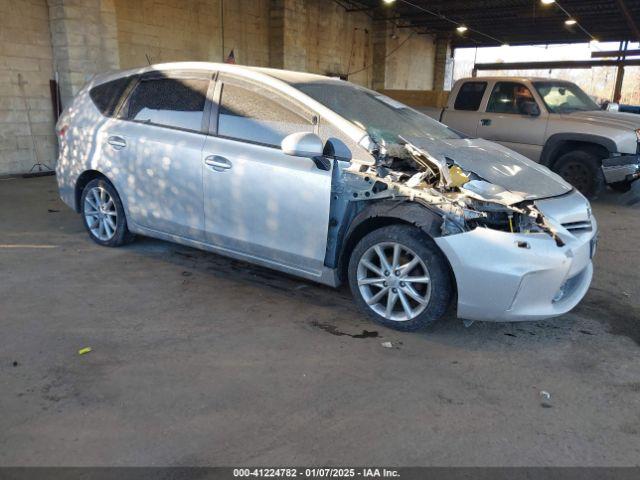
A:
[462,200,544,234]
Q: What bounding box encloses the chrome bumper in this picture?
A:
[602,154,640,184]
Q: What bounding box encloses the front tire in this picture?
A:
[347,225,453,332]
[80,178,134,247]
[610,180,632,193]
[553,150,605,199]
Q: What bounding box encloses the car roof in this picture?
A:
[248,66,342,85]
[92,61,343,87]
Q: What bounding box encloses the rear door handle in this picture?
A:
[107,135,127,149]
[204,155,232,171]
[480,118,492,126]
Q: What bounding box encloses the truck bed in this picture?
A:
[417,106,443,121]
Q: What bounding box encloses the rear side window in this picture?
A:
[217,79,314,147]
[124,78,210,132]
[454,82,487,111]
[90,77,133,117]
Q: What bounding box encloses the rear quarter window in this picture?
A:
[89,76,134,117]
[454,82,487,111]
[124,77,209,132]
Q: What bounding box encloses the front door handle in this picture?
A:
[204,155,232,171]
[480,118,492,126]
[107,135,127,149]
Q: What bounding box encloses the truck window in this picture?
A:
[454,82,487,111]
[533,81,599,113]
[487,82,537,115]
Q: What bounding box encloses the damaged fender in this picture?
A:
[333,199,445,276]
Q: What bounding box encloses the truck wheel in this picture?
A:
[553,150,605,199]
[610,181,632,193]
[347,224,453,332]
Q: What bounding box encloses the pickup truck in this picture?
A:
[433,77,640,197]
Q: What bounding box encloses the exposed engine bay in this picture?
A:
[340,138,565,247]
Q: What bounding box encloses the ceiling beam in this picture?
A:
[592,48,640,58]
[474,58,640,71]
[615,0,640,41]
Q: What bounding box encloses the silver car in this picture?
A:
[56,62,597,331]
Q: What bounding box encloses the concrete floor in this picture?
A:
[1,175,639,466]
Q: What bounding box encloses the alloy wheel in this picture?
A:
[84,186,117,241]
[357,242,432,322]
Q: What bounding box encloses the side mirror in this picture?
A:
[323,137,352,162]
[282,132,323,158]
[605,102,620,112]
[281,132,330,171]
[520,100,540,116]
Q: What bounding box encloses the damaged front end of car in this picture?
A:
[328,134,596,322]
[340,137,565,244]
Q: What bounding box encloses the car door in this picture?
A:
[440,81,488,136]
[201,74,332,275]
[116,71,213,240]
[85,75,138,211]
[477,81,549,161]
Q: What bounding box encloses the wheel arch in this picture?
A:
[336,200,454,285]
[540,133,614,169]
[74,170,112,213]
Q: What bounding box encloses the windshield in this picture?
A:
[533,81,599,114]
[292,81,461,145]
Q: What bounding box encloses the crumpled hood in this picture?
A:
[407,137,573,201]
[558,110,640,131]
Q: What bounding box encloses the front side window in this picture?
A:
[487,82,538,115]
[454,82,487,111]
[217,79,314,147]
[533,81,599,113]
[124,77,209,132]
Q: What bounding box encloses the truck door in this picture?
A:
[477,81,548,161]
[440,81,488,137]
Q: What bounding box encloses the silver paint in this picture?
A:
[56,62,598,323]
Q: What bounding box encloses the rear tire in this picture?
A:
[553,150,605,199]
[80,178,134,247]
[347,224,453,332]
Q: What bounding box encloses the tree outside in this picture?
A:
[453,43,640,106]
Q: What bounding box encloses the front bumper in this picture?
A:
[435,214,596,322]
[602,154,640,184]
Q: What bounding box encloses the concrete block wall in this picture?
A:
[116,0,221,68]
[221,0,270,67]
[49,0,120,106]
[0,0,444,175]
[371,18,388,91]
[433,35,453,91]
[268,0,285,69]
[278,0,374,87]
[0,0,56,175]
[385,30,436,91]
[116,0,270,69]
